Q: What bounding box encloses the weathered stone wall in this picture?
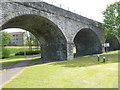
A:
[74,29,102,57]
[0,1,105,60]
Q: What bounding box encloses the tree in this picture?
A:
[0,31,13,46]
[25,31,39,51]
[102,2,119,39]
[0,31,12,58]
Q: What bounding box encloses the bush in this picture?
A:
[2,47,10,58]
[15,50,40,56]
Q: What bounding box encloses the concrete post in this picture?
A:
[67,42,74,60]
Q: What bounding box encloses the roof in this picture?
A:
[10,32,24,35]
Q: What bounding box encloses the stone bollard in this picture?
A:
[97,55,100,62]
[103,57,106,63]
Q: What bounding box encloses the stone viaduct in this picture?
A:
[0,1,119,60]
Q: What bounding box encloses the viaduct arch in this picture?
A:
[0,1,105,60]
[105,37,120,51]
[1,14,67,60]
[74,28,102,57]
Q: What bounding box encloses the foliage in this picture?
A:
[0,31,12,58]
[3,50,119,88]
[5,46,39,56]
[2,46,10,58]
[94,21,99,27]
[0,31,13,46]
[15,50,40,55]
[102,2,119,39]
[25,31,39,51]
[0,45,2,58]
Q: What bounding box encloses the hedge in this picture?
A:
[15,50,40,56]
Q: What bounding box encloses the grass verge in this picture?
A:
[2,50,119,88]
[0,56,27,73]
[0,56,27,66]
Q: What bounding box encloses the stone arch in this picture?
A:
[1,14,67,60]
[73,28,102,57]
[105,37,120,51]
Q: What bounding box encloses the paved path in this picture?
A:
[0,55,40,87]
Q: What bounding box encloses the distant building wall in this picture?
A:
[9,32,24,46]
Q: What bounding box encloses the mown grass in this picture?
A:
[0,46,29,66]
[0,46,29,73]
[0,56,27,73]
[0,46,40,57]
[0,46,40,74]
[3,50,119,88]
[0,56,27,66]
[0,46,40,64]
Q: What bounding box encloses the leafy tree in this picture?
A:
[2,47,10,58]
[0,31,12,58]
[102,2,119,39]
[0,31,13,46]
[25,31,39,51]
[27,34,32,51]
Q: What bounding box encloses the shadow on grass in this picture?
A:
[48,53,119,68]
[1,51,119,70]
[0,56,27,65]
[1,57,60,70]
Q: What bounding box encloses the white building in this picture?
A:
[9,32,25,46]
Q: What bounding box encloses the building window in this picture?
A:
[13,42,15,44]
[16,35,18,37]
[13,35,15,37]
[16,39,18,40]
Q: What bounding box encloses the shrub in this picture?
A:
[15,50,40,56]
[2,47,10,58]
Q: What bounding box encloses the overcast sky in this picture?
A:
[4,0,118,32]
[45,0,118,22]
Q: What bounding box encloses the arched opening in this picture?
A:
[2,28,40,46]
[105,37,120,51]
[1,28,40,57]
[74,28,102,57]
[1,14,67,60]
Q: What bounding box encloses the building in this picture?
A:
[9,32,25,46]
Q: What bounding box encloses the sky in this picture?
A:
[45,0,118,22]
[4,0,118,32]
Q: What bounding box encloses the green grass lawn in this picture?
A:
[0,46,40,57]
[0,56,27,73]
[0,46,29,73]
[2,50,119,88]
[0,46,30,66]
[0,46,40,74]
[0,56,27,66]
[0,46,40,65]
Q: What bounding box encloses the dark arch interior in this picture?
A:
[1,14,67,60]
[74,28,102,57]
[106,37,120,51]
